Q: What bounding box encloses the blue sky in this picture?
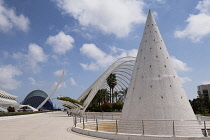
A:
[0,0,210,108]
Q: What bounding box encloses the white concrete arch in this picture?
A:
[74,57,136,114]
[0,89,19,112]
[101,76,128,91]
[116,73,130,84]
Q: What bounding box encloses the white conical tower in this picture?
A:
[120,10,201,136]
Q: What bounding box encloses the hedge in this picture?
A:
[0,111,50,117]
[57,97,83,106]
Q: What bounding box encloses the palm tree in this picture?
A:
[100,89,109,104]
[113,91,119,102]
[118,88,128,103]
[106,73,117,103]
[87,89,110,111]
[90,91,101,110]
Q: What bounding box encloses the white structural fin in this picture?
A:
[37,70,64,110]
[120,10,201,136]
[0,89,20,112]
[76,57,135,114]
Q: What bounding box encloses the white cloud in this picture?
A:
[80,44,106,60]
[80,46,190,72]
[46,31,74,55]
[127,49,138,57]
[54,81,66,89]
[152,11,158,19]
[175,14,210,42]
[174,0,210,42]
[70,77,77,86]
[154,0,166,4]
[80,63,99,71]
[0,51,9,63]
[196,0,210,14]
[170,57,192,84]
[63,24,93,40]
[0,0,29,32]
[0,64,22,90]
[110,47,125,54]
[170,56,191,72]
[13,43,47,73]
[179,77,192,84]
[29,77,37,86]
[28,43,47,63]
[202,81,210,85]
[53,0,146,37]
[28,77,44,86]
[54,69,64,77]
[80,44,137,71]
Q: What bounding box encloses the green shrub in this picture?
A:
[0,111,50,117]
[7,106,15,112]
[57,97,83,106]
[100,103,112,112]
[63,104,74,109]
[112,102,123,111]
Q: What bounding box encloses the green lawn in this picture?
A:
[0,111,51,117]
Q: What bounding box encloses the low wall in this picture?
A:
[72,126,208,140]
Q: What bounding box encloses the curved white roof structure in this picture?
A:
[0,89,17,100]
[59,57,135,113]
[77,57,135,113]
[0,89,19,112]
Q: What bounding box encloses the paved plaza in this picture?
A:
[0,111,105,140]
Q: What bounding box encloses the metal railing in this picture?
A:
[82,112,121,120]
[72,114,210,137]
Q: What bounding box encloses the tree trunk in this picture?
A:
[112,88,113,103]
[116,94,117,103]
[104,93,106,104]
[110,87,111,103]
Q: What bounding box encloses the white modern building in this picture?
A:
[0,89,19,112]
[197,84,210,99]
[75,57,135,114]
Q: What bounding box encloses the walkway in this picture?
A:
[0,111,105,140]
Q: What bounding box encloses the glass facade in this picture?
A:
[22,90,53,110]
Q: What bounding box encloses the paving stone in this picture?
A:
[0,111,105,140]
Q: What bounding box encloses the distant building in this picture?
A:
[197,84,210,98]
[22,90,53,110]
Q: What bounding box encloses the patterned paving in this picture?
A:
[0,111,105,140]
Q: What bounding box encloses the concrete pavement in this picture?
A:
[0,111,105,140]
